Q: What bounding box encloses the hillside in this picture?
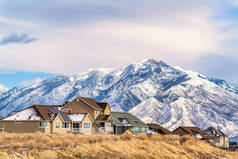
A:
[0,133,237,159]
[0,59,238,140]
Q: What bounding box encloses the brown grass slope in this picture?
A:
[0,132,237,159]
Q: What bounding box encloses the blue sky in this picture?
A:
[0,0,238,89]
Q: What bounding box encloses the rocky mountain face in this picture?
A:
[0,59,238,140]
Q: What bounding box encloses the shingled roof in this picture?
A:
[111,112,148,128]
[96,102,109,110]
[34,105,61,120]
[147,123,172,134]
[3,105,73,121]
[205,127,227,137]
[173,126,213,139]
[95,115,111,121]
[79,97,103,110]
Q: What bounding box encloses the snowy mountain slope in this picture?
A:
[0,59,238,140]
[0,84,8,94]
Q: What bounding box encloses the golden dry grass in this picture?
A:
[0,132,236,159]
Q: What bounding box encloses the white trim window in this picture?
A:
[133,127,139,132]
[56,121,60,128]
[62,122,69,128]
[39,121,48,128]
[105,122,111,127]
[62,109,72,113]
[84,122,91,129]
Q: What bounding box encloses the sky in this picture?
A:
[0,0,238,88]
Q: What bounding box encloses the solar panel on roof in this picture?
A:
[48,109,71,121]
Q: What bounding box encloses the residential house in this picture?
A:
[205,127,229,148]
[60,97,113,133]
[0,97,113,134]
[147,123,172,135]
[172,126,214,142]
[111,112,148,134]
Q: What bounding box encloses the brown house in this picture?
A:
[0,97,113,134]
[147,123,172,135]
[173,126,213,140]
[205,127,229,148]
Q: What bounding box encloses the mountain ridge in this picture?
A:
[0,59,238,140]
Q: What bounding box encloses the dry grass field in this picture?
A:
[0,132,237,159]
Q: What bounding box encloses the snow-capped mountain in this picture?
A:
[0,84,8,94]
[0,59,238,140]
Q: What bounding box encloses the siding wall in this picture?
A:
[81,114,93,134]
[62,99,96,119]
[51,115,70,133]
[104,105,111,115]
[3,121,45,133]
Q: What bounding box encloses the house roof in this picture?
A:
[95,115,111,121]
[48,109,71,121]
[3,105,71,122]
[3,107,43,121]
[68,114,86,122]
[111,112,148,128]
[173,126,213,139]
[34,105,60,120]
[96,102,108,110]
[79,97,103,110]
[205,127,227,137]
[147,123,172,134]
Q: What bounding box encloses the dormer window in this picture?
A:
[62,109,72,113]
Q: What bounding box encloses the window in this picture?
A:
[84,122,90,129]
[62,109,72,113]
[105,122,111,127]
[134,127,139,132]
[39,121,48,128]
[56,121,60,128]
[62,122,69,128]
[141,127,145,132]
[96,111,99,115]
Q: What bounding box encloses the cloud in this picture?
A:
[194,53,238,83]
[19,77,44,87]
[0,32,37,45]
[0,0,237,84]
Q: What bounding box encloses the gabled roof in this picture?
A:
[173,126,213,139]
[111,112,148,128]
[62,97,104,111]
[147,123,172,134]
[34,105,60,120]
[79,97,103,110]
[205,127,227,137]
[95,115,111,121]
[96,102,109,110]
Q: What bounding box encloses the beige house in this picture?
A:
[0,97,113,134]
[205,127,229,148]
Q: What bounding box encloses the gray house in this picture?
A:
[111,112,148,134]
